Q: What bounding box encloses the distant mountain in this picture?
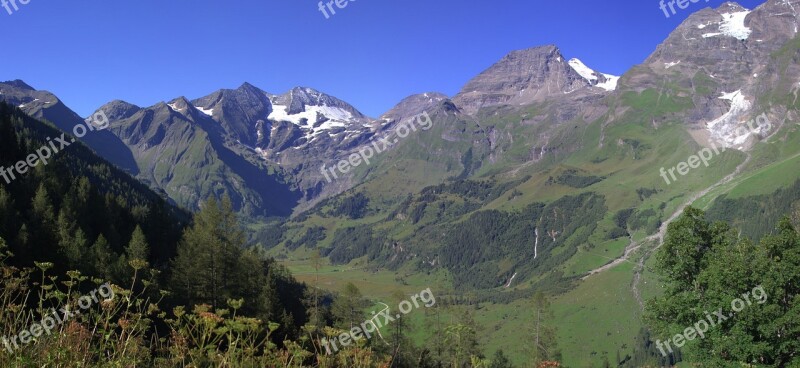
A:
[0,81,139,173]
[95,83,396,217]
[3,0,798,220]
[452,45,618,114]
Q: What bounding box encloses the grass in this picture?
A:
[552,262,641,367]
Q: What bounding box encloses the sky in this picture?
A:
[0,0,767,118]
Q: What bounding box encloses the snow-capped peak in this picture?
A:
[568,58,598,81]
[568,58,620,91]
[267,102,363,143]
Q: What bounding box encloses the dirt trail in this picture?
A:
[583,153,753,308]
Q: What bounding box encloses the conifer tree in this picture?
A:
[171,196,245,309]
[126,225,150,265]
[91,234,113,279]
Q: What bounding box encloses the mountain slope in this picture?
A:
[0,81,139,174]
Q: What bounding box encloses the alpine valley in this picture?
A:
[2,0,800,366]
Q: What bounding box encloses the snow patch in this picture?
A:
[665,61,681,69]
[195,106,214,116]
[706,90,756,147]
[596,74,620,91]
[568,58,619,91]
[568,58,598,81]
[702,11,752,40]
[268,104,356,141]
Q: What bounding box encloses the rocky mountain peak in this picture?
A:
[381,92,450,122]
[452,45,602,114]
[98,100,141,121]
[2,79,35,91]
[271,87,366,119]
[167,96,195,114]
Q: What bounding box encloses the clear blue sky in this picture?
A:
[0,0,766,117]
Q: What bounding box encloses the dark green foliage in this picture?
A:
[325,225,383,265]
[609,208,634,239]
[628,208,660,234]
[410,202,428,224]
[456,147,475,179]
[390,177,530,226]
[547,169,604,188]
[606,226,628,240]
[253,221,286,249]
[330,282,368,329]
[439,192,606,289]
[706,178,800,241]
[284,226,326,250]
[488,349,513,368]
[614,207,660,234]
[614,208,634,229]
[0,104,310,343]
[328,192,370,219]
[621,138,652,160]
[646,207,800,365]
[419,176,530,204]
[0,102,186,280]
[636,187,659,201]
[621,328,681,367]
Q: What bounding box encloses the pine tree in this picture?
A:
[331,282,366,330]
[30,184,57,255]
[91,234,113,279]
[171,196,245,309]
[14,223,30,264]
[527,291,561,366]
[308,249,324,328]
[125,225,150,265]
[444,310,481,367]
[0,186,15,235]
[64,228,89,268]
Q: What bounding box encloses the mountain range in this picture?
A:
[0,37,627,218]
[4,0,800,365]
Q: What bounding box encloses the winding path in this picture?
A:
[583,152,754,308]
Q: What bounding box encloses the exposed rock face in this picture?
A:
[625,0,800,148]
[452,45,616,114]
[381,92,450,123]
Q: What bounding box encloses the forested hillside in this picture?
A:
[0,104,550,367]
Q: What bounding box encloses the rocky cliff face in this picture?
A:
[452,45,618,114]
[624,0,800,148]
